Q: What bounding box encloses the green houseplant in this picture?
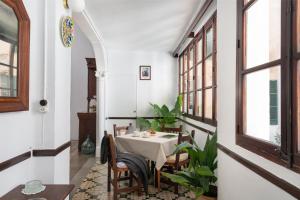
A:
[162,133,217,199]
[137,95,182,131]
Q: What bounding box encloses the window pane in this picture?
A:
[184,53,188,72]
[0,40,12,65]
[244,66,281,145]
[188,92,194,114]
[204,89,213,119]
[184,73,187,92]
[196,63,202,89]
[297,0,300,52]
[184,93,187,113]
[180,75,183,93]
[0,65,10,89]
[297,61,300,151]
[245,0,281,69]
[189,69,194,91]
[204,56,213,87]
[197,39,203,62]
[206,27,213,56]
[196,91,202,117]
[180,56,183,74]
[0,64,17,97]
[189,47,194,68]
[13,46,17,67]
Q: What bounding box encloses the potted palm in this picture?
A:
[162,133,217,200]
[137,95,182,131]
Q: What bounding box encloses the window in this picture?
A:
[0,0,30,112]
[294,0,300,167]
[237,0,300,171]
[0,40,18,97]
[178,14,217,126]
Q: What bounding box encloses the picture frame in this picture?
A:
[139,66,151,80]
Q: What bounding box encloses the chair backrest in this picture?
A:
[174,130,195,168]
[107,134,117,170]
[113,123,132,137]
[161,125,183,134]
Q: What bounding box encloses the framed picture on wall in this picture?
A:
[139,66,151,80]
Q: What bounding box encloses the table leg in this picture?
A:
[156,168,161,192]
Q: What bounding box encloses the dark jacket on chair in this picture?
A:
[100,136,148,193]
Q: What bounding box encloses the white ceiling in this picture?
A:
[86,0,204,52]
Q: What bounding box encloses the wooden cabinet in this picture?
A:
[86,58,97,111]
[77,58,97,152]
[77,112,96,151]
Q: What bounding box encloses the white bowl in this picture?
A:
[22,180,46,195]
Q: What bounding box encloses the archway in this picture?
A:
[73,10,107,157]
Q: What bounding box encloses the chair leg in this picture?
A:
[113,171,118,200]
[175,184,179,194]
[129,171,133,187]
[107,165,111,192]
[137,178,142,196]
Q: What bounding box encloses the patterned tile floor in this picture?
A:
[71,162,195,200]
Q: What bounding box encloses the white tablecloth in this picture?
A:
[115,132,178,170]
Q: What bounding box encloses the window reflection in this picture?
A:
[0,1,19,97]
[244,66,281,145]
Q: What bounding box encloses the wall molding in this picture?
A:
[217,143,300,199]
[106,116,215,135]
[0,152,31,172]
[106,117,157,120]
[177,117,215,135]
[32,141,71,157]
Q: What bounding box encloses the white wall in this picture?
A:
[0,0,71,196]
[217,0,300,200]
[70,24,95,140]
[105,50,177,133]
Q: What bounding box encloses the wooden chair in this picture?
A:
[106,132,142,200]
[156,130,195,193]
[113,123,132,137]
[161,125,183,133]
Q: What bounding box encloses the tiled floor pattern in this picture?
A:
[71,162,195,200]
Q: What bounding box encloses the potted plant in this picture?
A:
[137,95,182,131]
[162,133,217,200]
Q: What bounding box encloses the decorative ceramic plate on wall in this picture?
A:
[60,16,74,47]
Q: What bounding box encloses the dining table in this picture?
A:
[115,131,181,192]
[115,131,179,170]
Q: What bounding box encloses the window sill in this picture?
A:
[236,134,300,174]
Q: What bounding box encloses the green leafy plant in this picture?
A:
[162,133,217,198]
[137,95,182,131]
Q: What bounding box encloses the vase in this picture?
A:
[81,135,95,154]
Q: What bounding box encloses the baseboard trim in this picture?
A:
[32,141,71,157]
[0,151,31,172]
[217,143,300,199]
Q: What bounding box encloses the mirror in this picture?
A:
[0,0,30,112]
[0,1,18,97]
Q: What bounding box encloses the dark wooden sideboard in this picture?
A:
[1,184,74,200]
[77,112,96,151]
[77,58,97,152]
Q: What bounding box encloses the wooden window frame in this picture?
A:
[0,0,30,113]
[178,13,217,126]
[292,0,300,170]
[236,0,300,173]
